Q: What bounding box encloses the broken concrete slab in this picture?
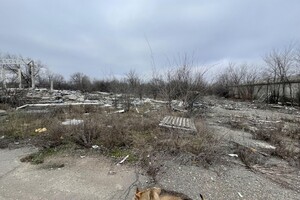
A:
[16,102,102,110]
[159,116,197,132]
[0,110,7,116]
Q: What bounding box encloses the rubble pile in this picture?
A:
[9,89,181,113]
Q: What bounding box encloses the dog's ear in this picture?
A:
[135,192,141,199]
[134,188,141,199]
[149,187,161,200]
[152,187,161,195]
[199,193,204,200]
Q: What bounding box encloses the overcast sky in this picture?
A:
[0,0,299,80]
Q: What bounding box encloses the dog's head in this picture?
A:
[134,187,161,200]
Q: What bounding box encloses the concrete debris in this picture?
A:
[113,109,125,114]
[14,89,176,113]
[62,119,83,126]
[92,145,100,149]
[252,141,276,150]
[132,98,144,106]
[63,94,85,102]
[16,102,101,110]
[150,99,168,104]
[159,116,197,132]
[0,110,7,116]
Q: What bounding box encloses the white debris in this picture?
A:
[0,110,7,116]
[143,98,152,103]
[0,136,5,139]
[113,109,125,114]
[16,102,101,110]
[253,141,276,150]
[228,154,239,157]
[117,155,129,165]
[62,119,83,125]
[92,145,99,149]
[238,192,243,198]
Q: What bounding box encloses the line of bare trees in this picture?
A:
[213,44,300,104]
[2,43,300,105]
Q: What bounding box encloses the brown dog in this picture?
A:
[134,187,204,200]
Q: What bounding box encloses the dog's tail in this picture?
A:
[199,193,204,200]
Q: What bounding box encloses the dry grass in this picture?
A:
[253,126,300,167]
[226,116,300,167]
[0,104,221,169]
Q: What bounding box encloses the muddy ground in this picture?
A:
[0,97,299,200]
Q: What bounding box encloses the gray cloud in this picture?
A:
[0,0,300,79]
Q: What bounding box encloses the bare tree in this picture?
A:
[242,65,260,100]
[160,53,209,111]
[214,62,246,98]
[213,63,261,100]
[126,69,141,98]
[69,72,92,92]
[264,45,296,104]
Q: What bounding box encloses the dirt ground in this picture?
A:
[0,148,148,200]
[0,97,300,200]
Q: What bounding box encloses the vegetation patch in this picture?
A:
[21,147,58,164]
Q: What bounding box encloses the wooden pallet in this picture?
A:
[159,116,197,132]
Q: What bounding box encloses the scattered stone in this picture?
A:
[108,170,116,175]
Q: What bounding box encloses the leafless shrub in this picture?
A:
[253,125,299,167]
[0,103,11,110]
[234,143,266,167]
